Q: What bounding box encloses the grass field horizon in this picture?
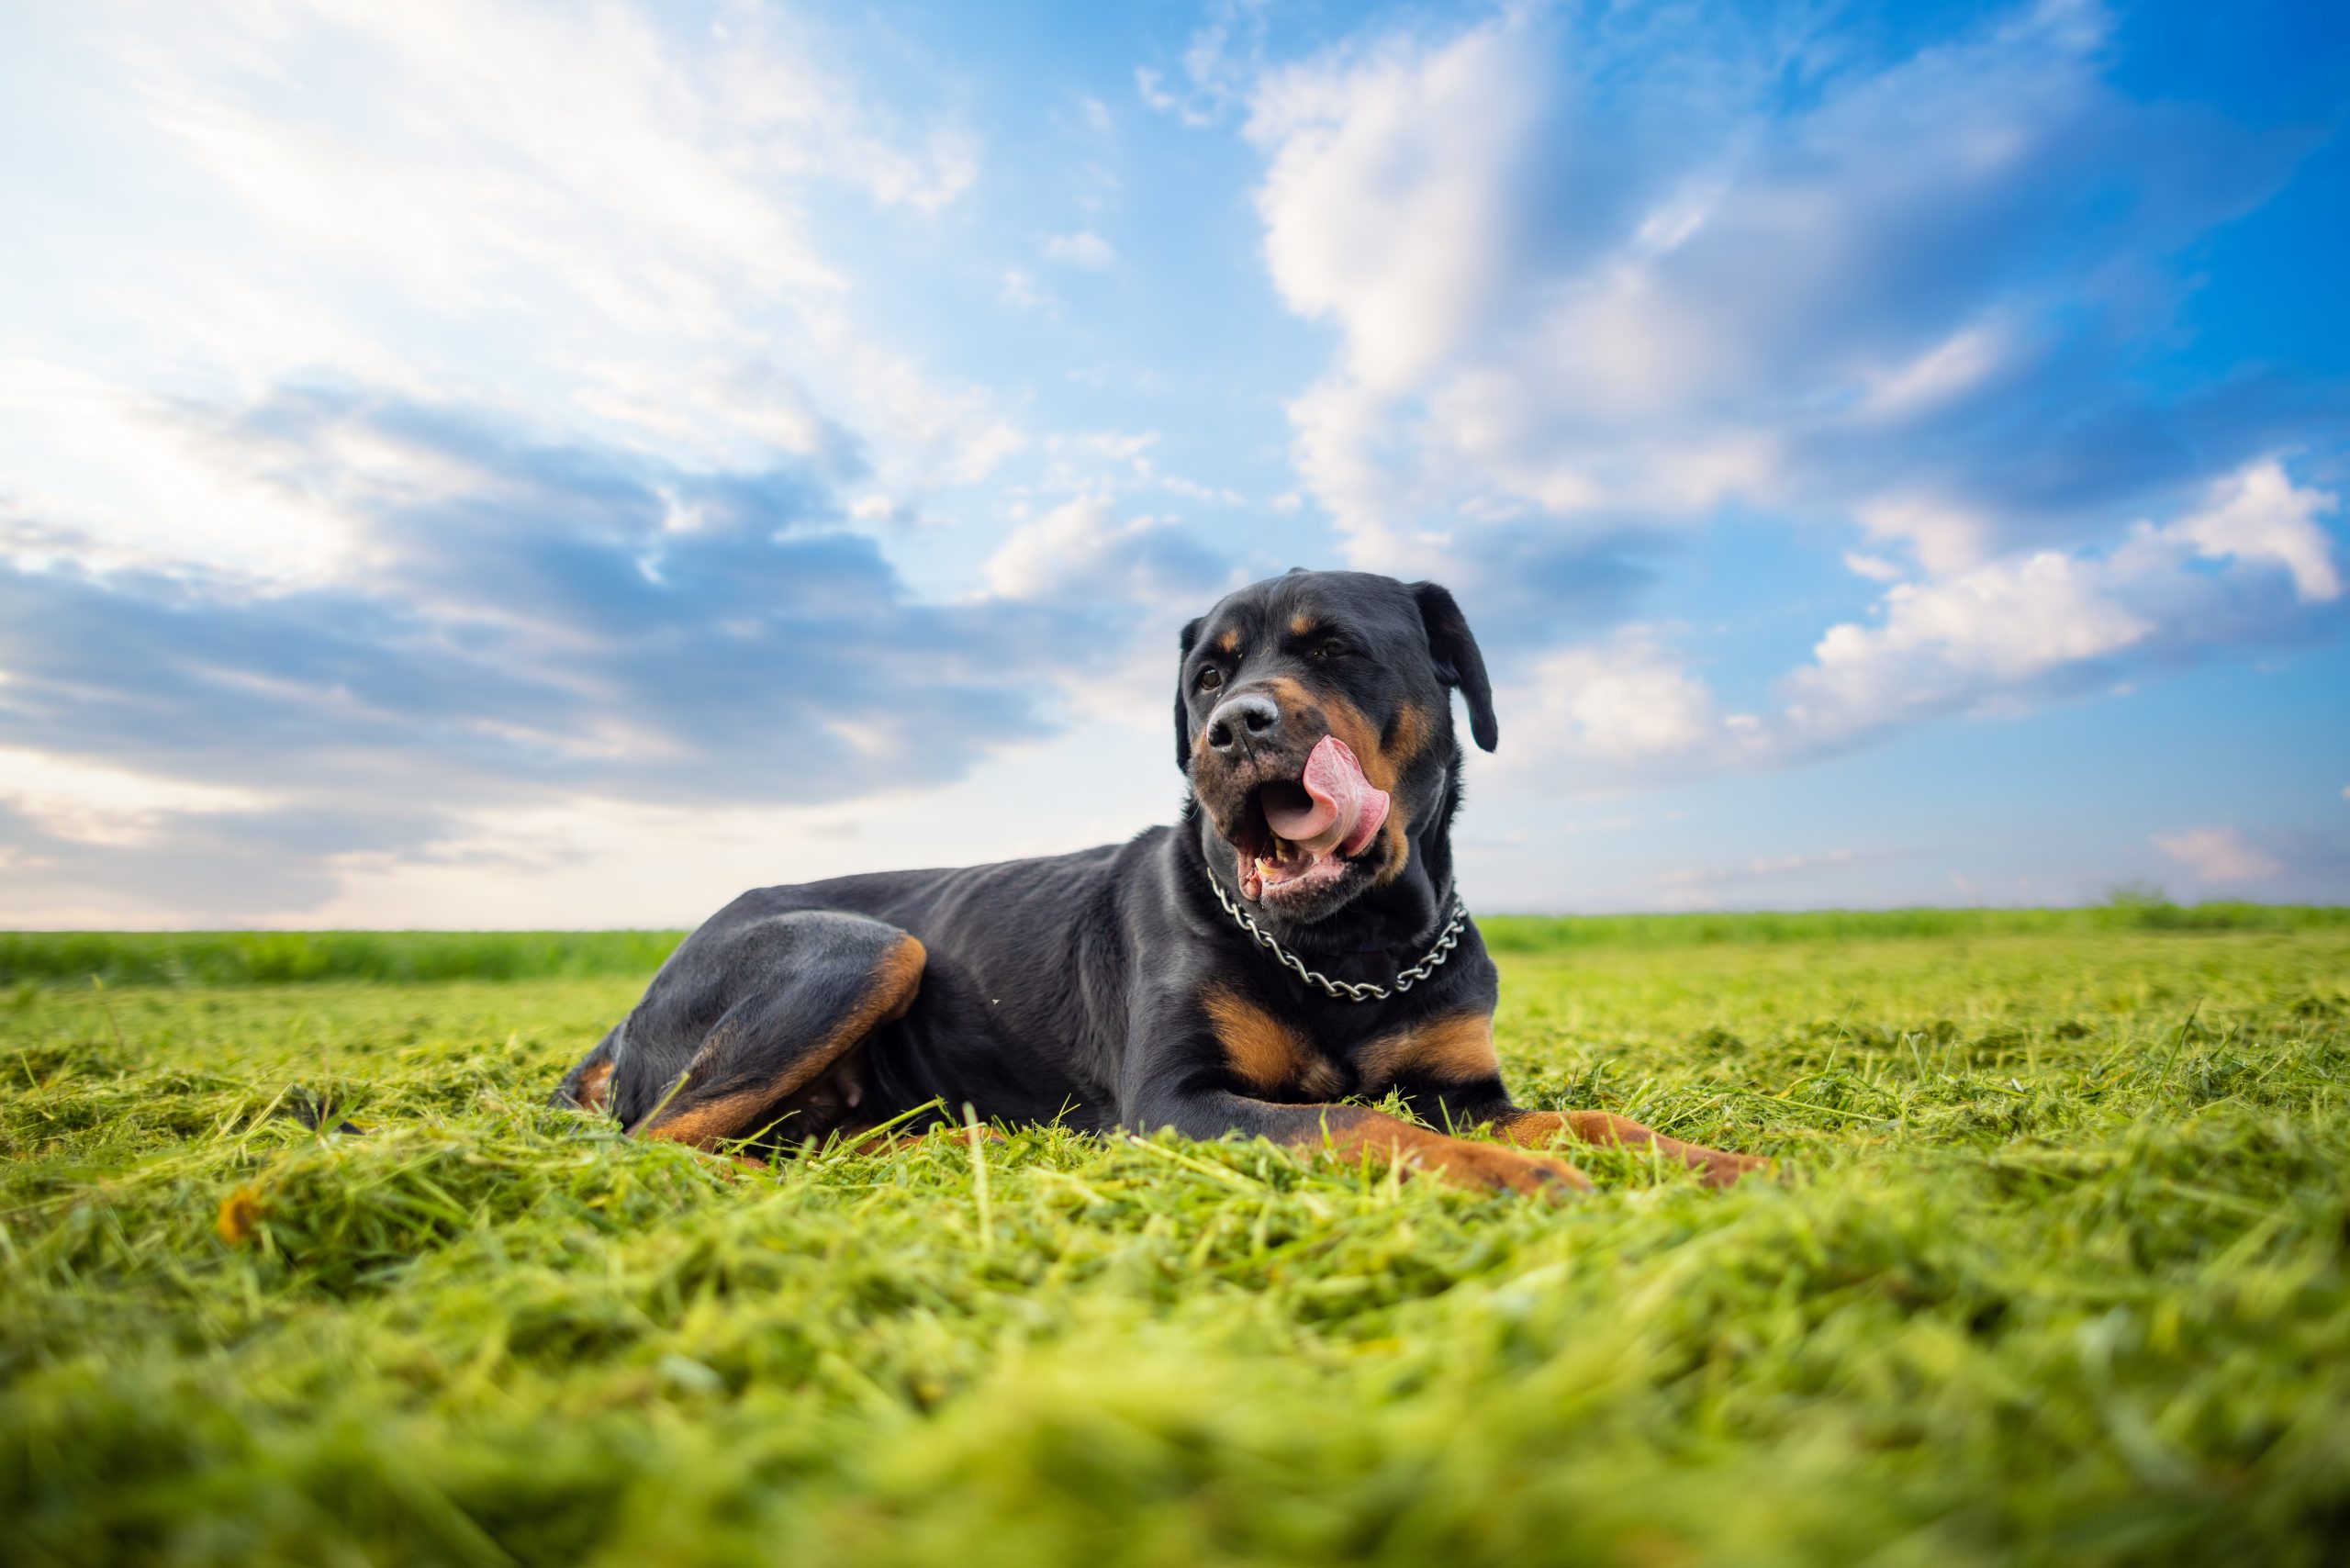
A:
[5,912,2346,1563]
[7,897,2347,988]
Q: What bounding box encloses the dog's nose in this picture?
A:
[1204,692,1282,756]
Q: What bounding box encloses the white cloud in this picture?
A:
[1136,67,1181,115]
[1500,528,2209,781]
[1135,0,1272,127]
[2152,825,2283,884]
[0,747,275,847]
[0,358,364,584]
[1853,492,2001,576]
[1241,0,2319,607]
[17,0,1021,563]
[1527,641,1721,765]
[562,353,864,474]
[2171,459,2343,603]
[0,381,1174,926]
[1042,230,1117,269]
[1249,16,1541,393]
[1842,551,1905,582]
[1160,475,1247,506]
[792,317,1030,487]
[1075,431,1162,465]
[1780,550,2154,738]
[1779,461,2342,745]
[1478,458,2343,786]
[127,0,848,332]
[983,494,1214,603]
[896,0,2350,832]
[1861,323,2009,422]
[1000,269,1044,309]
[976,495,1236,728]
[1487,630,1758,786]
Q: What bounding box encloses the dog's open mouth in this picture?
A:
[1230,735,1390,904]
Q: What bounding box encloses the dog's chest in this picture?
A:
[1203,985,1499,1101]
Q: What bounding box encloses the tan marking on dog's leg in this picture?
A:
[1303,1106,1592,1199]
[1494,1109,1768,1189]
[572,1056,614,1114]
[641,936,926,1149]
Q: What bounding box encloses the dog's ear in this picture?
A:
[1174,615,1205,770]
[1412,583,1497,752]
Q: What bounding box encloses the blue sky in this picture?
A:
[0,0,2344,927]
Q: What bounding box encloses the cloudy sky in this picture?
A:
[2,0,2345,927]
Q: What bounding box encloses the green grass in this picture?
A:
[0,928,688,987]
[9,901,2348,985]
[4,924,2347,1565]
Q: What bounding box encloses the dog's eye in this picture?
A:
[1198,667,1224,691]
[1315,638,1348,659]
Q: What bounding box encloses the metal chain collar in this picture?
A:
[1205,871,1468,1002]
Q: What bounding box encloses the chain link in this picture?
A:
[1205,871,1467,1002]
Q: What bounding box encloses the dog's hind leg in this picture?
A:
[552,1025,623,1114]
[595,910,927,1156]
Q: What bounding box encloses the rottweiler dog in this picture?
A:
[554,569,1762,1196]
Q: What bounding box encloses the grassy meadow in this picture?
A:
[3,910,2347,1564]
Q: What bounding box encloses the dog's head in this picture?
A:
[1176,570,1495,924]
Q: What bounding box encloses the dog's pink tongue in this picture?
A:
[1264,735,1390,857]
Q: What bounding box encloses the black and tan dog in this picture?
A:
[554,569,1762,1196]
